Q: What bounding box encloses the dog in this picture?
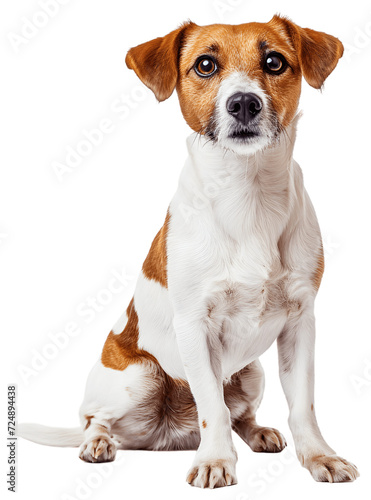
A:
[19,15,359,488]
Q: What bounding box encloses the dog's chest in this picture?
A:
[161,137,303,378]
[201,237,298,376]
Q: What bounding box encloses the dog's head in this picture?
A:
[126,16,343,154]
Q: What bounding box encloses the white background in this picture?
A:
[1,0,371,499]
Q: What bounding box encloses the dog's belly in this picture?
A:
[136,271,296,381]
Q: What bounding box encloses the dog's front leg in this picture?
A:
[174,314,237,489]
[277,305,359,482]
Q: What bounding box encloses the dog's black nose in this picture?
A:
[226,92,263,125]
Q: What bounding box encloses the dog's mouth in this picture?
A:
[228,128,260,141]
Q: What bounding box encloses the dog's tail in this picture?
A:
[18,423,83,447]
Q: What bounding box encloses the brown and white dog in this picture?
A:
[19,15,359,488]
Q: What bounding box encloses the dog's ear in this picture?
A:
[271,15,344,89]
[125,21,196,102]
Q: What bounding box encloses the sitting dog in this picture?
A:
[19,15,359,488]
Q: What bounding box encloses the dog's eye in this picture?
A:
[264,52,287,75]
[194,56,217,77]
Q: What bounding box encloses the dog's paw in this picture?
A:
[306,455,359,483]
[79,436,117,463]
[247,426,287,453]
[186,458,237,489]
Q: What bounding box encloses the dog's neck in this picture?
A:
[181,116,300,245]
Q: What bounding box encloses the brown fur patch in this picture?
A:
[313,245,325,290]
[102,211,170,370]
[176,18,337,132]
[84,416,93,430]
[186,469,199,484]
[142,210,170,287]
[202,419,207,429]
[109,362,264,452]
[274,16,344,89]
[94,424,108,433]
[125,22,196,102]
[177,21,301,132]
[173,377,190,388]
[101,298,159,371]
[112,365,199,451]
[126,17,343,135]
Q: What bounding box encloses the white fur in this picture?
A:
[136,271,185,379]
[213,72,278,154]
[79,361,150,424]
[19,68,358,486]
[17,424,83,447]
[160,116,322,476]
[78,114,326,477]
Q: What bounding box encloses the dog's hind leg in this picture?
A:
[227,360,287,453]
[78,360,149,463]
